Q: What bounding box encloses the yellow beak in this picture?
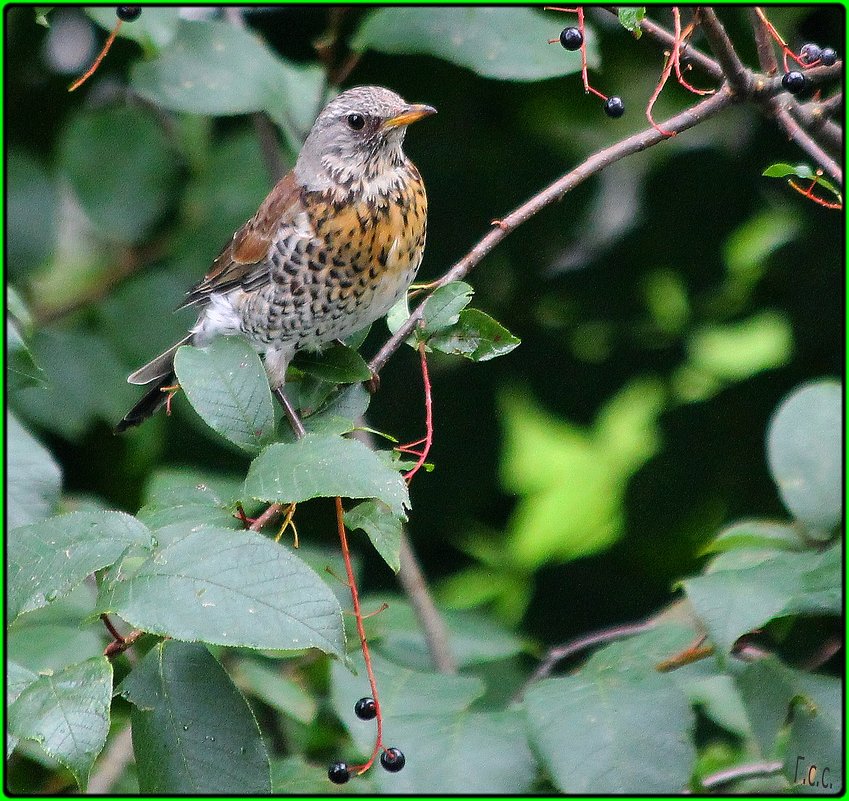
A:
[384,104,438,129]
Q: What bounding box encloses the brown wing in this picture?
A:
[182,170,303,308]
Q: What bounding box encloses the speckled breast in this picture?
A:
[242,164,427,351]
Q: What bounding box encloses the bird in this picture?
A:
[116,86,436,434]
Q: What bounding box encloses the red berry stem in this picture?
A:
[671,8,715,96]
[69,18,123,92]
[753,7,807,73]
[546,6,608,100]
[787,178,842,210]
[335,496,386,775]
[396,340,434,482]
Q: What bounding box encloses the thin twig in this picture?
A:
[699,7,751,94]
[249,502,285,532]
[771,103,843,185]
[398,532,457,674]
[515,617,657,701]
[748,7,779,74]
[701,760,784,790]
[600,6,723,81]
[370,87,736,376]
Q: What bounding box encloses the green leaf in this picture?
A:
[96,524,345,657]
[136,467,245,530]
[7,585,105,675]
[766,380,842,535]
[119,641,271,793]
[674,674,753,738]
[272,755,377,794]
[344,500,403,573]
[174,337,276,454]
[7,412,61,531]
[86,6,181,51]
[363,594,525,671]
[525,624,697,793]
[8,511,153,623]
[232,659,317,725]
[686,311,793,381]
[704,520,806,554]
[332,652,535,792]
[352,7,597,82]
[14,329,137,440]
[762,163,842,201]
[293,342,372,384]
[131,20,325,149]
[430,308,521,361]
[244,433,410,516]
[8,657,113,789]
[6,661,40,757]
[618,7,646,36]
[6,150,58,276]
[8,319,43,390]
[60,106,179,244]
[420,281,474,336]
[683,546,841,652]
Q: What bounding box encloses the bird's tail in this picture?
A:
[115,334,192,432]
[115,371,177,433]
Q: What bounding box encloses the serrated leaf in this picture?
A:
[96,525,345,657]
[762,163,842,202]
[429,308,521,361]
[352,7,597,81]
[333,653,533,792]
[8,657,112,789]
[525,624,697,793]
[420,281,474,336]
[767,380,842,535]
[293,342,372,383]
[244,433,409,515]
[119,641,271,793]
[618,7,646,36]
[344,500,403,573]
[683,546,841,652]
[7,412,61,531]
[8,511,153,623]
[174,337,275,454]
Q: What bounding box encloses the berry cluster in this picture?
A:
[327,698,405,784]
[781,42,838,95]
[553,23,625,119]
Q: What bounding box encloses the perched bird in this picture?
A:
[116,86,436,433]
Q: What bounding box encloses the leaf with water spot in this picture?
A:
[119,641,271,793]
[8,511,153,623]
[96,524,345,657]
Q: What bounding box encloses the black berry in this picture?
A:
[354,697,377,720]
[116,6,142,21]
[559,27,583,51]
[328,762,350,784]
[799,43,822,64]
[380,748,405,773]
[603,96,625,118]
[820,47,837,66]
[782,71,806,94]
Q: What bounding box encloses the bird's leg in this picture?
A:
[274,386,307,440]
[159,383,181,416]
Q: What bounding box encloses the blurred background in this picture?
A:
[6,3,843,660]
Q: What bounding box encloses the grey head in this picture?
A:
[294,86,436,195]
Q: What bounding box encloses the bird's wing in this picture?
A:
[182,170,303,307]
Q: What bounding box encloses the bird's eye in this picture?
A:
[346,113,366,131]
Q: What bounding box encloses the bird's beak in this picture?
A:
[383,104,437,129]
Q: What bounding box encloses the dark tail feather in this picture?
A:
[115,371,176,433]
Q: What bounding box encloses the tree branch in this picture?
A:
[370,86,736,376]
[700,760,784,790]
[398,531,457,674]
[699,7,752,94]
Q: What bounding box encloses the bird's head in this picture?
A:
[294,86,436,196]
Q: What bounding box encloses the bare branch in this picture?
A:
[770,101,843,185]
[748,6,779,74]
[398,532,457,674]
[699,7,752,94]
[370,87,735,376]
[701,760,784,790]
